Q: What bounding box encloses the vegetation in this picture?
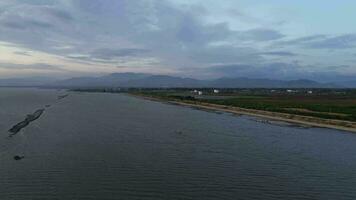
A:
[131,89,356,122]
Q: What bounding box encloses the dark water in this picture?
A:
[1,88,356,200]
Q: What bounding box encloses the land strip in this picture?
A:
[131,93,356,133]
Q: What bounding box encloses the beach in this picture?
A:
[132,93,356,133]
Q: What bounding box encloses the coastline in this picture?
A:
[130,93,356,133]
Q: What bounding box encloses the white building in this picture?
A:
[213,89,220,94]
[198,91,203,95]
[308,90,313,94]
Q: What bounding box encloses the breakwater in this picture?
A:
[8,109,45,137]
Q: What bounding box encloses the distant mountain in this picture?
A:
[122,75,202,88]
[50,73,150,87]
[0,73,346,88]
[0,77,55,87]
[49,73,203,88]
[207,78,340,88]
[47,73,342,88]
[333,80,356,88]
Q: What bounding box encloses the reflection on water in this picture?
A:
[0,88,356,200]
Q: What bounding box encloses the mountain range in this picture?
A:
[0,73,350,88]
[0,77,54,87]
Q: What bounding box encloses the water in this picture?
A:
[0,88,356,200]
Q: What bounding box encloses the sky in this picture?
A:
[0,0,356,81]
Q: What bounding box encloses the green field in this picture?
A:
[133,89,356,122]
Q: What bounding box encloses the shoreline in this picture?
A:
[131,93,356,133]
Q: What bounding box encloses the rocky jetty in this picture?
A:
[9,109,45,137]
[14,155,25,161]
[58,94,69,100]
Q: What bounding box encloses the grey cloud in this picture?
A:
[0,3,82,58]
[45,7,73,21]
[3,0,344,79]
[0,0,282,68]
[307,34,356,49]
[188,45,263,64]
[205,62,356,82]
[325,65,350,70]
[14,51,32,56]
[16,0,59,6]
[280,34,327,45]
[207,62,309,79]
[208,64,252,73]
[279,34,356,49]
[76,0,263,65]
[66,54,90,60]
[0,62,65,71]
[73,0,126,15]
[227,9,262,24]
[0,5,72,30]
[2,19,53,30]
[65,48,152,64]
[259,51,297,57]
[237,28,285,41]
[91,48,150,59]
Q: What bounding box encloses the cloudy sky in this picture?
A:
[0,0,356,81]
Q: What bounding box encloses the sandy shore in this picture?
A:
[131,94,356,133]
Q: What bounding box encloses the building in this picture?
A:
[198,91,203,95]
[213,89,220,94]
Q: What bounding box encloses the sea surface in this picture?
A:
[0,88,356,200]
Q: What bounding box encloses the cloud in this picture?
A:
[279,34,327,45]
[91,48,150,59]
[226,8,263,25]
[237,28,285,41]
[0,0,354,80]
[0,0,281,69]
[280,34,356,49]
[307,34,356,49]
[259,51,297,57]
[0,3,77,55]
[207,62,321,80]
[2,19,53,30]
[45,7,73,21]
[0,5,73,30]
[0,62,65,71]
[188,45,263,64]
[203,62,356,81]
[13,51,32,56]
[208,62,299,78]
